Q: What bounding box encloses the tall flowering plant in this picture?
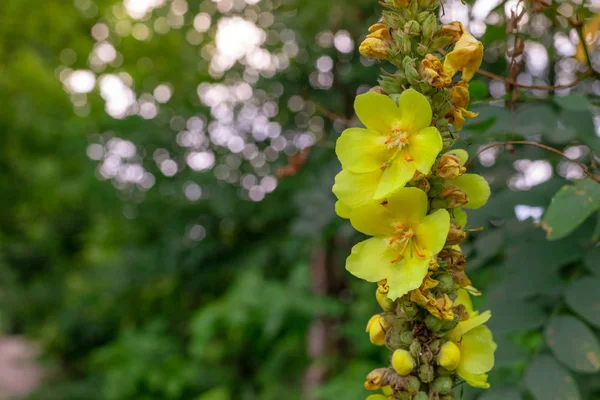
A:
[332,1,496,398]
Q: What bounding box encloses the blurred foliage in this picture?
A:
[0,0,599,400]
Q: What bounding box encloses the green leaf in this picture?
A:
[554,94,592,112]
[479,388,522,400]
[525,355,581,400]
[545,316,600,373]
[541,179,600,240]
[565,277,600,329]
[583,247,600,277]
[468,80,488,101]
[487,296,547,334]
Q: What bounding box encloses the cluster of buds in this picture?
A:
[346,1,496,400]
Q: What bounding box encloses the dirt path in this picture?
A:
[0,337,43,400]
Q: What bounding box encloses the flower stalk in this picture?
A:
[332,1,497,399]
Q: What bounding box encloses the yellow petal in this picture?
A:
[386,254,430,300]
[457,370,490,389]
[409,126,443,175]
[336,128,391,173]
[458,325,496,374]
[414,209,450,255]
[397,89,433,132]
[333,169,382,208]
[346,238,397,283]
[452,173,491,209]
[350,201,396,237]
[355,92,402,135]
[386,187,428,226]
[374,161,416,200]
[448,310,492,342]
[335,201,352,219]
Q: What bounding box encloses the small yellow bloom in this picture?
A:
[345,188,450,299]
[366,314,390,346]
[376,288,396,312]
[437,341,461,371]
[576,14,600,63]
[392,349,415,375]
[444,23,484,82]
[334,90,443,201]
[420,54,452,88]
[446,290,497,389]
[360,23,393,60]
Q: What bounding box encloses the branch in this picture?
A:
[476,68,591,91]
[466,141,600,183]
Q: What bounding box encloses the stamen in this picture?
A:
[413,241,425,257]
[391,254,402,263]
[404,154,413,162]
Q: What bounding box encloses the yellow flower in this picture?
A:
[335,90,443,201]
[576,14,600,63]
[346,188,450,299]
[437,341,461,371]
[360,23,393,60]
[444,23,484,82]
[446,81,479,130]
[420,54,452,88]
[365,368,389,390]
[366,314,390,346]
[392,349,416,375]
[446,289,496,389]
[366,386,393,400]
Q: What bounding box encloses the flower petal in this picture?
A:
[336,127,391,173]
[458,325,496,374]
[333,169,382,208]
[374,160,415,200]
[355,92,401,135]
[452,174,491,209]
[350,201,395,237]
[457,371,490,389]
[385,187,429,227]
[409,126,443,175]
[414,209,450,254]
[335,201,352,219]
[346,237,397,283]
[448,310,492,342]
[398,89,433,132]
[386,255,430,300]
[455,288,475,316]
[452,208,468,228]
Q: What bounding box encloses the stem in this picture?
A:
[466,141,600,183]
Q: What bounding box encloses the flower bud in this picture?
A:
[441,21,464,43]
[446,222,467,245]
[439,184,469,208]
[409,340,422,358]
[442,318,459,331]
[425,314,444,332]
[366,314,391,346]
[438,248,466,271]
[414,392,429,400]
[436,154,466,180]
[397,391,411,400]
[422,14,437,40]
[418,364,434,383]
[400,331,414,345]
[376,289,396,312]
[436,273,454,293]
[436,341,461,371]
[391,0,409,7]
[393,31,412,55]
[432,376,453,395]
[418,0,439,8]
[392,349,416,376]
[365,368,389,390]
[417,11,430,24]
[404,21,421,36]
[402,57,421,85]
[407,376,421,393]
[402,300,419,319]
[440,396,455,400]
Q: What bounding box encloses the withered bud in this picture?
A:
[446,222,467,245]
[436,154,467,180]
[441,21,464,43]
[364,368,390,390]
[439,184,469,208]
[452,269,472,288]
[369,86,387,95]
[438,248,466,271]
